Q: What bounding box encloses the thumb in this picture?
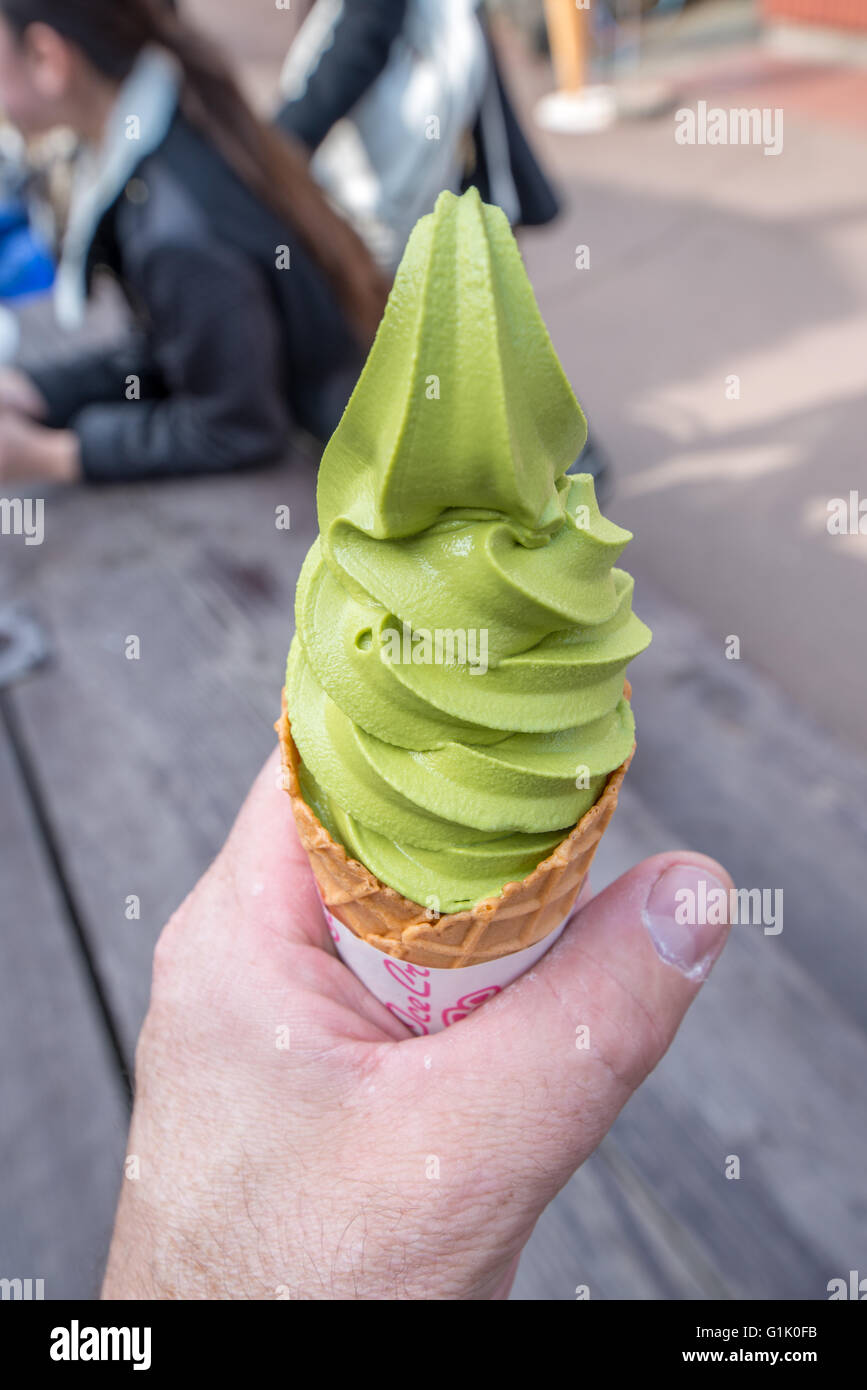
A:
[447,852,733,1182]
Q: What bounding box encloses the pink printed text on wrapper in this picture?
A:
[320,899,570,1035]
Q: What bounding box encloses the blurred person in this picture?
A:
[276,0,560,274]
[275,0,614,496]
[0,0,388,485]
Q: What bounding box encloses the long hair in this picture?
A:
[0,0,389,342]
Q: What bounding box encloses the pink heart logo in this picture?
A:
[441,986,501,1027]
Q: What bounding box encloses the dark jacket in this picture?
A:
[30,113,363,482]
[276,0,559,230]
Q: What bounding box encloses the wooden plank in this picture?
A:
[5,484,867,1299]
[513,1141,730,1300]
[545,583,867,1294]
[557,788,867,1299]
[5,290,866,1298]
[622,582,867,1032]
[0,719,127,1299]
[0,476,726,1301]
[0,469,316,1062]
[611,914,867,1298]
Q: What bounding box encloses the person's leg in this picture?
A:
[569,429,612,504]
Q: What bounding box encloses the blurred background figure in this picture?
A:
[275,2,617,484]
[0,125,53,302]
[0,122,55,365]
[0,0,388,485]
[276,0,560,273]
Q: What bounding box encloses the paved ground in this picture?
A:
[513,39,867,755]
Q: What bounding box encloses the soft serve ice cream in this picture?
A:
[286,188,650,914]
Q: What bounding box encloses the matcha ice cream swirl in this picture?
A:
[286,188,650,913]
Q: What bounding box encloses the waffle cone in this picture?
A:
[276,688,633,969]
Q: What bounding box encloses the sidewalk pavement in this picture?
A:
[503,25,867,757]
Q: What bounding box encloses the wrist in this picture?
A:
[0,365,48,418]
[43,429,82,483]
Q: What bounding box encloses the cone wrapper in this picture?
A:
[277,691,633,1032]
[318,891,573,1034]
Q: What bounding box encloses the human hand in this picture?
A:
[102,750,732,1301]
[0,366,48,419]
[0,414,80,482]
